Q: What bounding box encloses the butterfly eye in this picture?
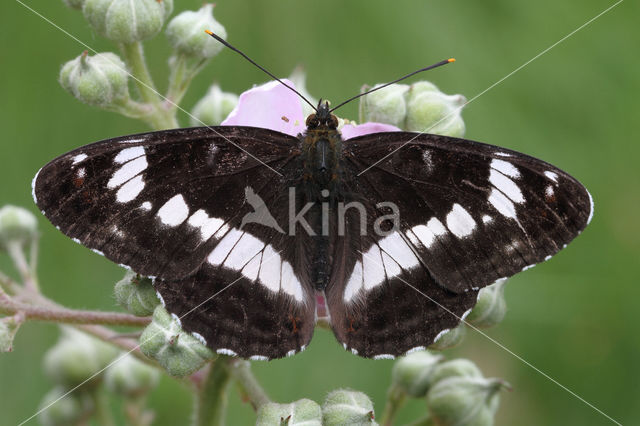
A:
[328,114,339,129]
[306,113,319,128]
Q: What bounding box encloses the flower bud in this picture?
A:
[114,270,159,316]
[83,0,173,43]
[190,84,239,126]
[104,353,159,396]
[391,350,443,397]
[166,4,226,59]
[59,52,129,108]
[63,0,85,10]
[43,327,119,387]
[288,66,319,118]
[466,279,507,328]
[430,358,483,384]
[405,81,466,137]
[429,324,466,351]
[38,387,94,426]
[0,205,38,249]
[426,376,505,426]
[256,399,323,426]
[359,83,409,129]
[322,389,377,425]
[139,306,213,377]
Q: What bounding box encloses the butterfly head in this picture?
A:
[306,100,338,130]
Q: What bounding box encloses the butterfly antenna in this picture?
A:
[205,30,317,112]
[329,58,455,113]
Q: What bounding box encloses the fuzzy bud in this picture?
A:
[83,0,173,43]
[322,389,378,425]
[104,353,159,396]
[38,387,94,426]
[429,324,466,351]
[466,279,507,328]
[114,270,159,316]
[0,205,38,249]
[166,4,226,59]
[256,399,323,426]
[59,52,129,108]
[0,317,21,352]
[43,327,119,387]
[190,84,239,126]
[426,376,505,426]
[430,358,483,384]
[358,83,409,129]
[139,306,214,377]
[391,350,443,397]
[63,0,85,10]
[405,81,466,137]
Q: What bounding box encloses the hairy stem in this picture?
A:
[195,357,232,426]
[166,54,208,109]
[119,42,178,130]
[227,359,270,410]
[7,241,39,293]
[380,385,407,426]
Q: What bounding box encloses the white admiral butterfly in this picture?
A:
[32,34,592,360]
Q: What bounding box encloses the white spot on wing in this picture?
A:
[114,146,145,164]
[380,251,402,278]
[31,167,42,203]
[482,215,493,224]
[343,260,363,302]
[258,245,281,293]
[140,201,152,211]
[71,153,88,164]
[362,244,385,290]
[446,204,476,238]
[156,291,166,307]
[286,349,296,357]
[544,255,552,261]
[378,232,420,269]
[351,348,359,355]
[372,354,395,360]
[489,169,524,203]
[241,253,262,281]
[157,194,189,227]
[216,348,237,356]
[461,309,472,321]
[488,188,517,220]
[433,328,450,343]
[412,224,437,248]
[280,261,303,301]
[224,233,265,270]
[187,210,225,241]
[586,188,594,225]
[208,228,243,266]
[192,332,207,345]
[249,355,269,361]
[122,137,146,144]
[545,185,554,198]
[495,152,511,157]
[490,159,520,179]
[544,170,558,183]
[107,156,148,188]
[116,175,145,203]
[91,248,104,257]
[171,313,182,327]
[405,346,426,354]
[522,264,536,271]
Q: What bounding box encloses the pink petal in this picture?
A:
[341,122,401,140]
[222,79,306,136]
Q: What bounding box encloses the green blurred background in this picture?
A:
[1,0,638,424]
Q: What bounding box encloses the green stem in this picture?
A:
[227,359,270,410]
[166,54,208,109]
[194,357,232,426]
[119,42,178,130]
[7,241,39,293]
[90,387,116,426]
[380,385,407,426]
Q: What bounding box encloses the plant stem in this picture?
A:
[195,357,232,426]
[380,385,407,426]
[7,241,39,293]
[0,292,150,326]
[166,54,208,109]
[227,359,270,410]
[90,387,116,426]
[119,42,178,130]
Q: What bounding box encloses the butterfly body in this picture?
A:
[33,105,592,359]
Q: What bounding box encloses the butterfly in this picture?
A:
[31,94,592,360]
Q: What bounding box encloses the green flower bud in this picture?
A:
[83,0,173,43]
[466,279,507,328]
[430,359,483,384]
[166,4,226,58]
[359,83,409,128]
[256,399,323,426]
[38,387,94,426]
[43,327,119,387]
[322,389,378,425]
[190,84,239,126]
[426,377,505,426]
[429,324,466,351]
[59,52,129,108]
[114,270,159,316]
[391,350,443,397]
[0,205,38,249]
[139,306,214,377]
[405,81,466,137]
[104,353,159,396]
[288,66,319,117]
[63,0,85,10]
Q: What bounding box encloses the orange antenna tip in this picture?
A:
[448,58,456,63]
[204,29,214,36]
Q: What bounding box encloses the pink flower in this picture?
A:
[222,80,401,138]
